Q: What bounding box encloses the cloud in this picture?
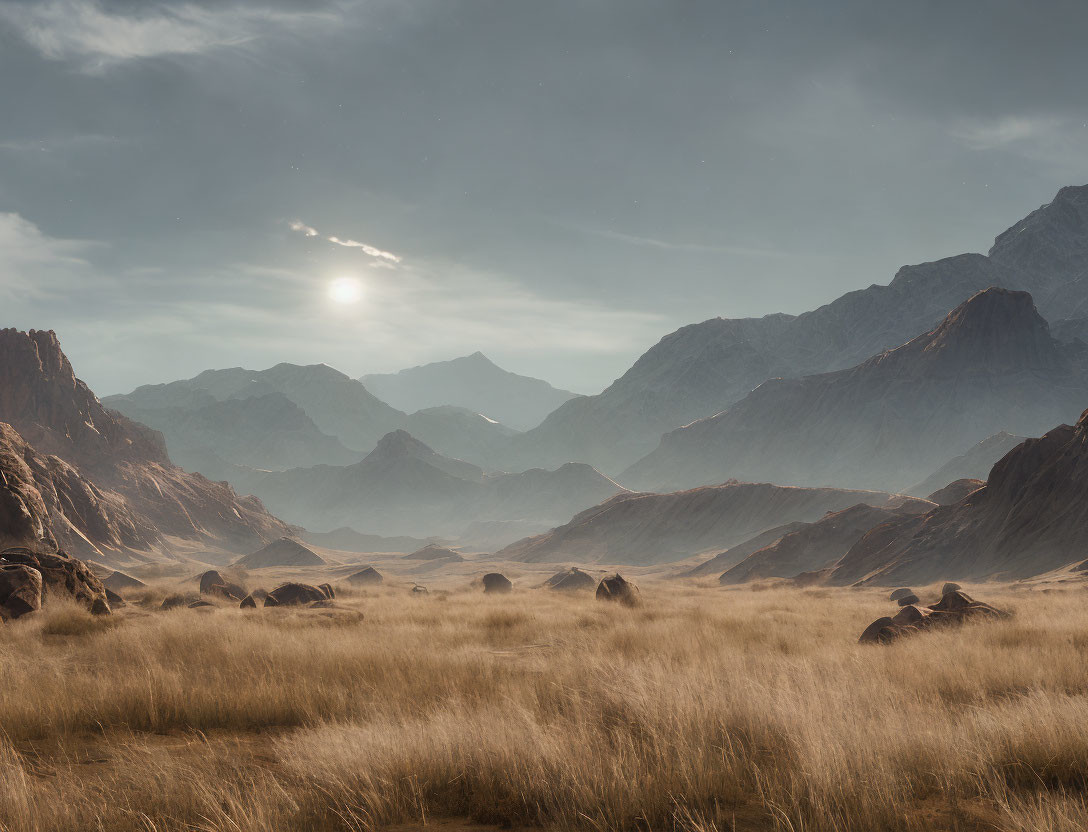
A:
[951,115,1070,151]
[569,225,791,259]
[0,212,104,300]
[0,0,340,71]
[290,219,402,263]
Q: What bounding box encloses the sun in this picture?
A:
[328,277,364,305]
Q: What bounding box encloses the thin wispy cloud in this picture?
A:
[290,220,402,264]
[952,115,1069,151]
[0,0,340,71]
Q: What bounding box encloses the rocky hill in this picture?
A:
[623,289,1088,493]
[0,329,290,561]
[497,482,912,565]
[362,352,578,431]
[828,409,1088,585]
[906,432,1026,497]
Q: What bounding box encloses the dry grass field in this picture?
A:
[1,579,1087,832]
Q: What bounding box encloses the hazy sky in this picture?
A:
[1,0,1086,395]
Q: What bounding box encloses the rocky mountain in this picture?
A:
[717,499,934,584]
[506,185,1088,475]
[234,537,326,569]
[906,432,1026,497]
[623,289,1088,493]
[299,527,434,554]
[361,352,578,431]
[828,408,1088,585]
[245,430,625,541]
[923,478,985,506]
[107,362,517,476]
[0,329,290,561]
[497,481,911,566]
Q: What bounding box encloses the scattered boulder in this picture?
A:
[104,570,145,592]
[198,570,226,594]
[104,587,126,608]
[889,588,916,602]
[187,599,214,609]
[264,583,326,607]
[545,567,596,591]
[482,573,513,594]
[896,593,921,606]
[411,585,428,595]
[318,583,335,600]
[942,582,962,595]
[347,566,383,586]
[859,590,1010,644]
[239,594,258,609]
[0,548,109,611]
[0,564,43,621]
[596,573,640,606]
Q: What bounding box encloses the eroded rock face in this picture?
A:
[596,573,640,606]
[0,564,43,620]
[263,583,326,607]
[482,573,512,594]
[859,590,1010,644]
[0,548,109,612]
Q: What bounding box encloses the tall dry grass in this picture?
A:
[0,583,1086,831]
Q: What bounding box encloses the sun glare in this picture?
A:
[328,277,364,305]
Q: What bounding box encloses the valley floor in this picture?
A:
[1,582,1087,831]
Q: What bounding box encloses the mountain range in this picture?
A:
[240,429,626,541]
[361,352,578,431]
[622,289,1088,492]
[504,185,1088,475]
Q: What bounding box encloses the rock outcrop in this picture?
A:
[0,329,291,560]
[859,590,1010,644]
[596,573,640,606]
[545,567,597,591]
[346,566,383,585]
[0,563,43,621]
[481,572,512,593]
[263,583,327,607]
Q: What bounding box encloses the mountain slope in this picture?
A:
[0,329,290,561]
[497,482,910,566]
[906,432,1027,497]
[507,186,1088,475]
[623,289,1088,493]
[828,409,1088,585]
[718,500,934,584]
[361,352,578,431]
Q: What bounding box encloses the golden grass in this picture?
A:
[0,582,1086,831]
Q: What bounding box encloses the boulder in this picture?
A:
[90,597,111,615]
[198,570,226,594]
[264,582,326,607]
[896,593,921,606]
[596,573,640,606]
[104,587,126,608]
[206,583,244,602]
[941,582,963,596]
[411,585,428,595]
[858,616,896,644]
[889,588,916,602]
[0,548,108,611]
[0,564,43,620]
[347,567,383,586]
[546,567,596,591]
[859,590,1010,644]
[187,599,214,609]
[482,573,513,594]
[239,594,258,609]
[318,583,335,600]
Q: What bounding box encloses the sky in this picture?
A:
[1,0,1086,396]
